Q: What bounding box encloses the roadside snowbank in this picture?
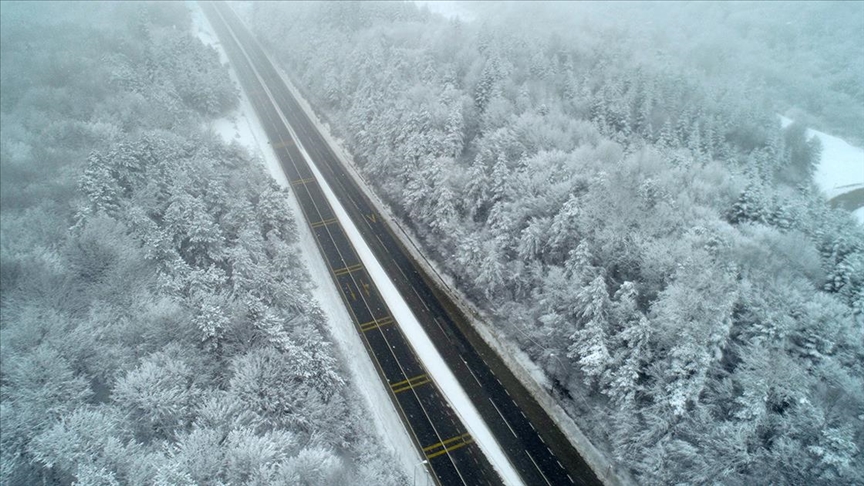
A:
[269,58,525,486]
[271,50,628,486]
[780,115,864,224]
[190,3,421,480]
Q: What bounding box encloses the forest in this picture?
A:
[245,1,864,484]
[0,2,402,484]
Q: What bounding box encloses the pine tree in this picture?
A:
[728,183,770,225]
[474,57,499,112]
[489,153,513,202]
[659,119,677,149]
[79,152,121,215]
[517,217,551,262]
[474,238,507,299]
[687,120,703,159]
[444,106,465,158]
[567,275,612,387]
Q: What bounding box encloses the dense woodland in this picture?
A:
[475,1,864,146]
[0,2,402,485]
[246,2,864,484]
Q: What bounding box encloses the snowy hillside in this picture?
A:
[780,115,864,223]
[246,2,864,484]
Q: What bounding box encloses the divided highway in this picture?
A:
[204,3,603,485]
[203,4,500,485]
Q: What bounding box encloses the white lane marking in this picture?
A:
[464,358,484,387]
[489,398,518,438]
[280,59,524,486]
[525,450,553,486]
[373,233,392,255]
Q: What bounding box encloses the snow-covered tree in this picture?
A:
[567,275,613,386]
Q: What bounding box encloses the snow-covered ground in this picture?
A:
[190,4,622,484]
[780,115,864,224]
[276,73,625,486]
[189,3,422,481]
[286,113,525,486]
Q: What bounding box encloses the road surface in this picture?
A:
[204,3,603,485]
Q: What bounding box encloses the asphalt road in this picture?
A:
[204,4,500,485]
[205,3,604,485]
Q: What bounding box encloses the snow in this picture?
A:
[779,115,864,201]
[189,3,421,480]
[268,51,623,486]
[415,1,476,22]
[190,2,227,64]
[274,64,630,486]
[200,3,614,483]
[779,116,864,225]
[290,122,524,486]
[219,10,525,483]
[225,19,524,486]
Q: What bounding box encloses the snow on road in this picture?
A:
[190,3,421,481]
[285,108,525,486]
[227,13,524,486]
[274,64,627,485]
[780,115,864,224]
[214,5,525,484]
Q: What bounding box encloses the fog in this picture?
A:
[2,1,862,485]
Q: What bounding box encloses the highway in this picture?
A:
[203,4,499,485]
[204,3,603,485]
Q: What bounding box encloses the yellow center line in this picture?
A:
[390,373,431,394]
[359,316,394,332]
[272,139,293,149]
[426,437,474,460]
[423,433,473,459]
[310,217,339,228]
[390,373,429,389]
[291,177,316,186]
[333,263,364,276]
[391,377,431,394]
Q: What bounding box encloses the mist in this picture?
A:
[2,1,862,485]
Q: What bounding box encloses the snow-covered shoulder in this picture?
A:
[188,2,421,480]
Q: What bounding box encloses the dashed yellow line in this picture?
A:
[360,316,394,332]
[291,177,316,186]
[333,263,363,276]
[424,433,473,460]
[390,373,431,394]
[311,217,338,228]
